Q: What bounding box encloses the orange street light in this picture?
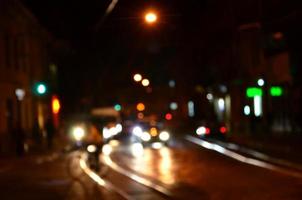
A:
[136,103,145,111]
[145,12,157,24]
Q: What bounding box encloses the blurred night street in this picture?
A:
[1,0,302,199]
[1,134,302,199]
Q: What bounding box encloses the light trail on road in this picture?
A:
[79,154,132,200]
[101,153,173,197]
[213,139,302,171]
[186,135,302,179]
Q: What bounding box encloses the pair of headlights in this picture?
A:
[71,123,123,141]
[103,124,123,139]
[132,126,170,142]
[196,125,227,135]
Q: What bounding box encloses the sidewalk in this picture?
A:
[0,135,67,172]
[0,138,118,200]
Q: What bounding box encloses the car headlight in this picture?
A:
[103,127,112,139]
[110,127,118,136]
[116,123,122,133]
[141,131,151,141]
[72,126,85,141]
[150,127,158,136]
[87,144,97,153]
[132,126,143,137]
[159,131,170,141]
[102,144,112,155]
[196,126,210,135]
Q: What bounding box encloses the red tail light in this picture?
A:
[205,128,211,135]
[220,126,227,134]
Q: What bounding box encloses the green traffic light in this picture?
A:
[35,83,47,95]
[114,104,122,111]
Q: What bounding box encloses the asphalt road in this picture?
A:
[104,135,302,199]
[0,152,124,200]
[1,135,302,200]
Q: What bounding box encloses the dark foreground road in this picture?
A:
[0,153,123,200]
[1,135,302,200]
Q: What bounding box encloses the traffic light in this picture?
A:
[114,104,122,111]
[51,95,60,129]
[34,82,47,95]
[165,113,172,120]
[51,96,61,114]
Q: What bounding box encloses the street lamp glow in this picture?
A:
[133,74,142,82]
[142,79,150,87]
[244,105,251,116]
[170,102,178,110]
[15,88,25,101]
[257,79,265,87]
[169,80,175,88]
[206,93,213,101]
[145,12,157,24]
[136,103,145,111]
[218,98,225,112]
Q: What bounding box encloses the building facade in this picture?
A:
[0,0,52,154]
[180,0,300,135]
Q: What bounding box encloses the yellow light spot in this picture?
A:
[136,103,145,111]
[150,127,158,136]
[52,97,60,114]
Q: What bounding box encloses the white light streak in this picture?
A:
[253,96,262,117]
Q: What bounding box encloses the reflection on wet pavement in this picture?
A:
[128,144,176,185]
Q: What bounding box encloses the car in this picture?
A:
[66,114,123,145]
[131,120,171,148]
[195,120,228,140]
[90,107,123,141]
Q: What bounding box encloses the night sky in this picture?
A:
[22,1,206,110]
[22,0,301,113]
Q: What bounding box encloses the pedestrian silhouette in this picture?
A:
[12,127,25,156]
[45,117,55,149]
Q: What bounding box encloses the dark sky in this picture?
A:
[22,0,207,111]
[23,0,110,40]
[22,0,301,112]
[23,1,199,42]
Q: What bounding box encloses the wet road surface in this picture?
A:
[1,135,302,199]
[106,136,302,199]
[0,153,123,200]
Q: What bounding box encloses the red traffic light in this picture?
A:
[52,96,61,114]
[165,113,172,120]
[220,126,227,134]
